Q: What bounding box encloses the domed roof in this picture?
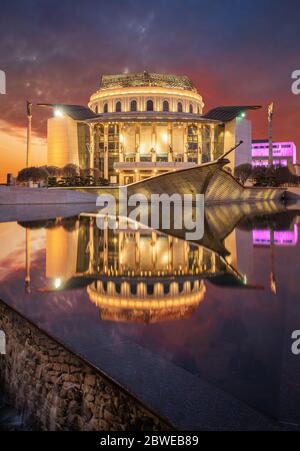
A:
[99,72,197,92]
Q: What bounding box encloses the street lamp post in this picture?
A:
[26,101,32,168]
[268,102,274,166]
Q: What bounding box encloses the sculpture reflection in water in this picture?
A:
[20,201,300,324]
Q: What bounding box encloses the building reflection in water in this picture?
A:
[43,215,250,324]
[252,225,298,247]
[252,224,298,295]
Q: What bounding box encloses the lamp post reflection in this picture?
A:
[25,228,31,294]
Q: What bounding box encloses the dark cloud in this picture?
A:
[0,0,299,149]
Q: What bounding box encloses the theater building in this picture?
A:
[42,72,260,185]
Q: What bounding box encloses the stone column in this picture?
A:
[136,125,140,162]
[197,124,203,164]
[135,171,141,182]
[137,282,147,298]
[170,281,179,296]
[103,218,109,271]
[198,246,204,271]
[212,252,217,273]
[184,281,191,294]
[184,241,189,274]
[88,217,94,274]
[210,124,215,162]
[154,283,164,298]
[152,231,157,271]
[168,236,173,272]
[119,123,124,163]
[121,281,131,297]
[104,124,109,180]
[107,281,116,296]
[168,123,173,162]
[136,231,140,267]
[89,124,95,174]
[183,125,188,162]
[152,125,157,162]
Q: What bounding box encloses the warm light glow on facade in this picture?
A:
[46,72,256,184]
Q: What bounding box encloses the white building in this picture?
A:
[41,72,260,184]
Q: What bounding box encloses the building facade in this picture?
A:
[252,140,297,167]
[43,214,246,324]
[44,72,259,185]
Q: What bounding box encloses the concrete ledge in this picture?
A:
[0,187,97,205]
[0,204,98,223]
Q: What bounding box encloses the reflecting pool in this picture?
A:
[0,202,300,430]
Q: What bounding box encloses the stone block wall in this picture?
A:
[0,301,172,431]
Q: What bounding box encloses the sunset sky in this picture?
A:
[0,0,299,182]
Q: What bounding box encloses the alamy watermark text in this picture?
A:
[0,70,6,94]
[96,187,205,241]
[291,70,300,95]
[292,330,300,355]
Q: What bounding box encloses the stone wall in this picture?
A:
[0,301,172,431]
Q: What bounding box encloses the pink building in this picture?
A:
[252,140,297,167]
[252,226,298,247]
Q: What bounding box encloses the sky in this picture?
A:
[0,0,299,182]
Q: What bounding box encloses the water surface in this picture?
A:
[0,203,300,429]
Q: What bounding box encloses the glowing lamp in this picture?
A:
[54,109,64,118]
[54,278,62,289]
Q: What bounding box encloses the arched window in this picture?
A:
[130,100,137,112]
[103,103,108,114]
[189,104,194,114]
[146,99,154,111]
[177,102,183,113]
[115,101,122,113]
[95,106,98,114]
[163,100,169,112]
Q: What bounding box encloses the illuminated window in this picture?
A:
[130,100,137,112]
[116,101,122,113]
[95,106,98,114]
[103,103,108,113]
[189,104,194,114]
[163,100,169,112]
[177,102,183,113]
[197,106,200,115]
[147,99,154,111]
[188,125,198,151]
